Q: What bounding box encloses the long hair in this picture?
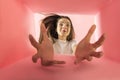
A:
[40,14,75,43]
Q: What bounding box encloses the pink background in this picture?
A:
[0,0,120,80]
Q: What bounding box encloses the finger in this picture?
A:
[41,60,53,66]
[90,51,103,58]
[39,22,44,44]
[52,60,66,64]
[29,34,39,50]
[74,57,84,64]
[40,23,48,40]
[41,60,65,66]
[84,24,96,42]
[32,53,39,63]
[39,30,43,44]
[40,23,46,33]
[92,33,105,49]
[85,56,93,61]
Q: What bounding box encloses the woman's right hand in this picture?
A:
[29,23,65,66]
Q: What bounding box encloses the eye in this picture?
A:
[59,23,63,26]
[66,23,70,27]
[66,24,69,27]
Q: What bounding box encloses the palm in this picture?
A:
[75,25,105,64]
[38,23,54,61]
[29,23,65,66]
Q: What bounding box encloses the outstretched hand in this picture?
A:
[74,24,105,64]
[29,23,65,66]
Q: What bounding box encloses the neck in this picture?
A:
[58,35,67,41]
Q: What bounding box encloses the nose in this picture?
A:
[62,24,67,29]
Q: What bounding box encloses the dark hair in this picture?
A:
[41,14,75,43]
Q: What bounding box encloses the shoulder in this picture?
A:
[69,39,77,48]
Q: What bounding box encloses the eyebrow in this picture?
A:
[59,21,70,24]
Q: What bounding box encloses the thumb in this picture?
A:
[74,58,84,64]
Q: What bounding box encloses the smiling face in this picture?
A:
[56,18,71,38]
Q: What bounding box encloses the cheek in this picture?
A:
[68,27,71,33]
[66,28,71,36]
[57,26,62,31]
[56,26,61,33]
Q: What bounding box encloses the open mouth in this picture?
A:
[62,29,67,33]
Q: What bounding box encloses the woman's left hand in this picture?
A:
[74,24,105,64]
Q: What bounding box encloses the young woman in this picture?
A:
[42,14,76,55]
[29,14,105,66]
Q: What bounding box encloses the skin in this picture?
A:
[74,24,105,64]
[56,18,71,41]
[55,18,77,54]
[29,23,65,66]
[29,18,105,65]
